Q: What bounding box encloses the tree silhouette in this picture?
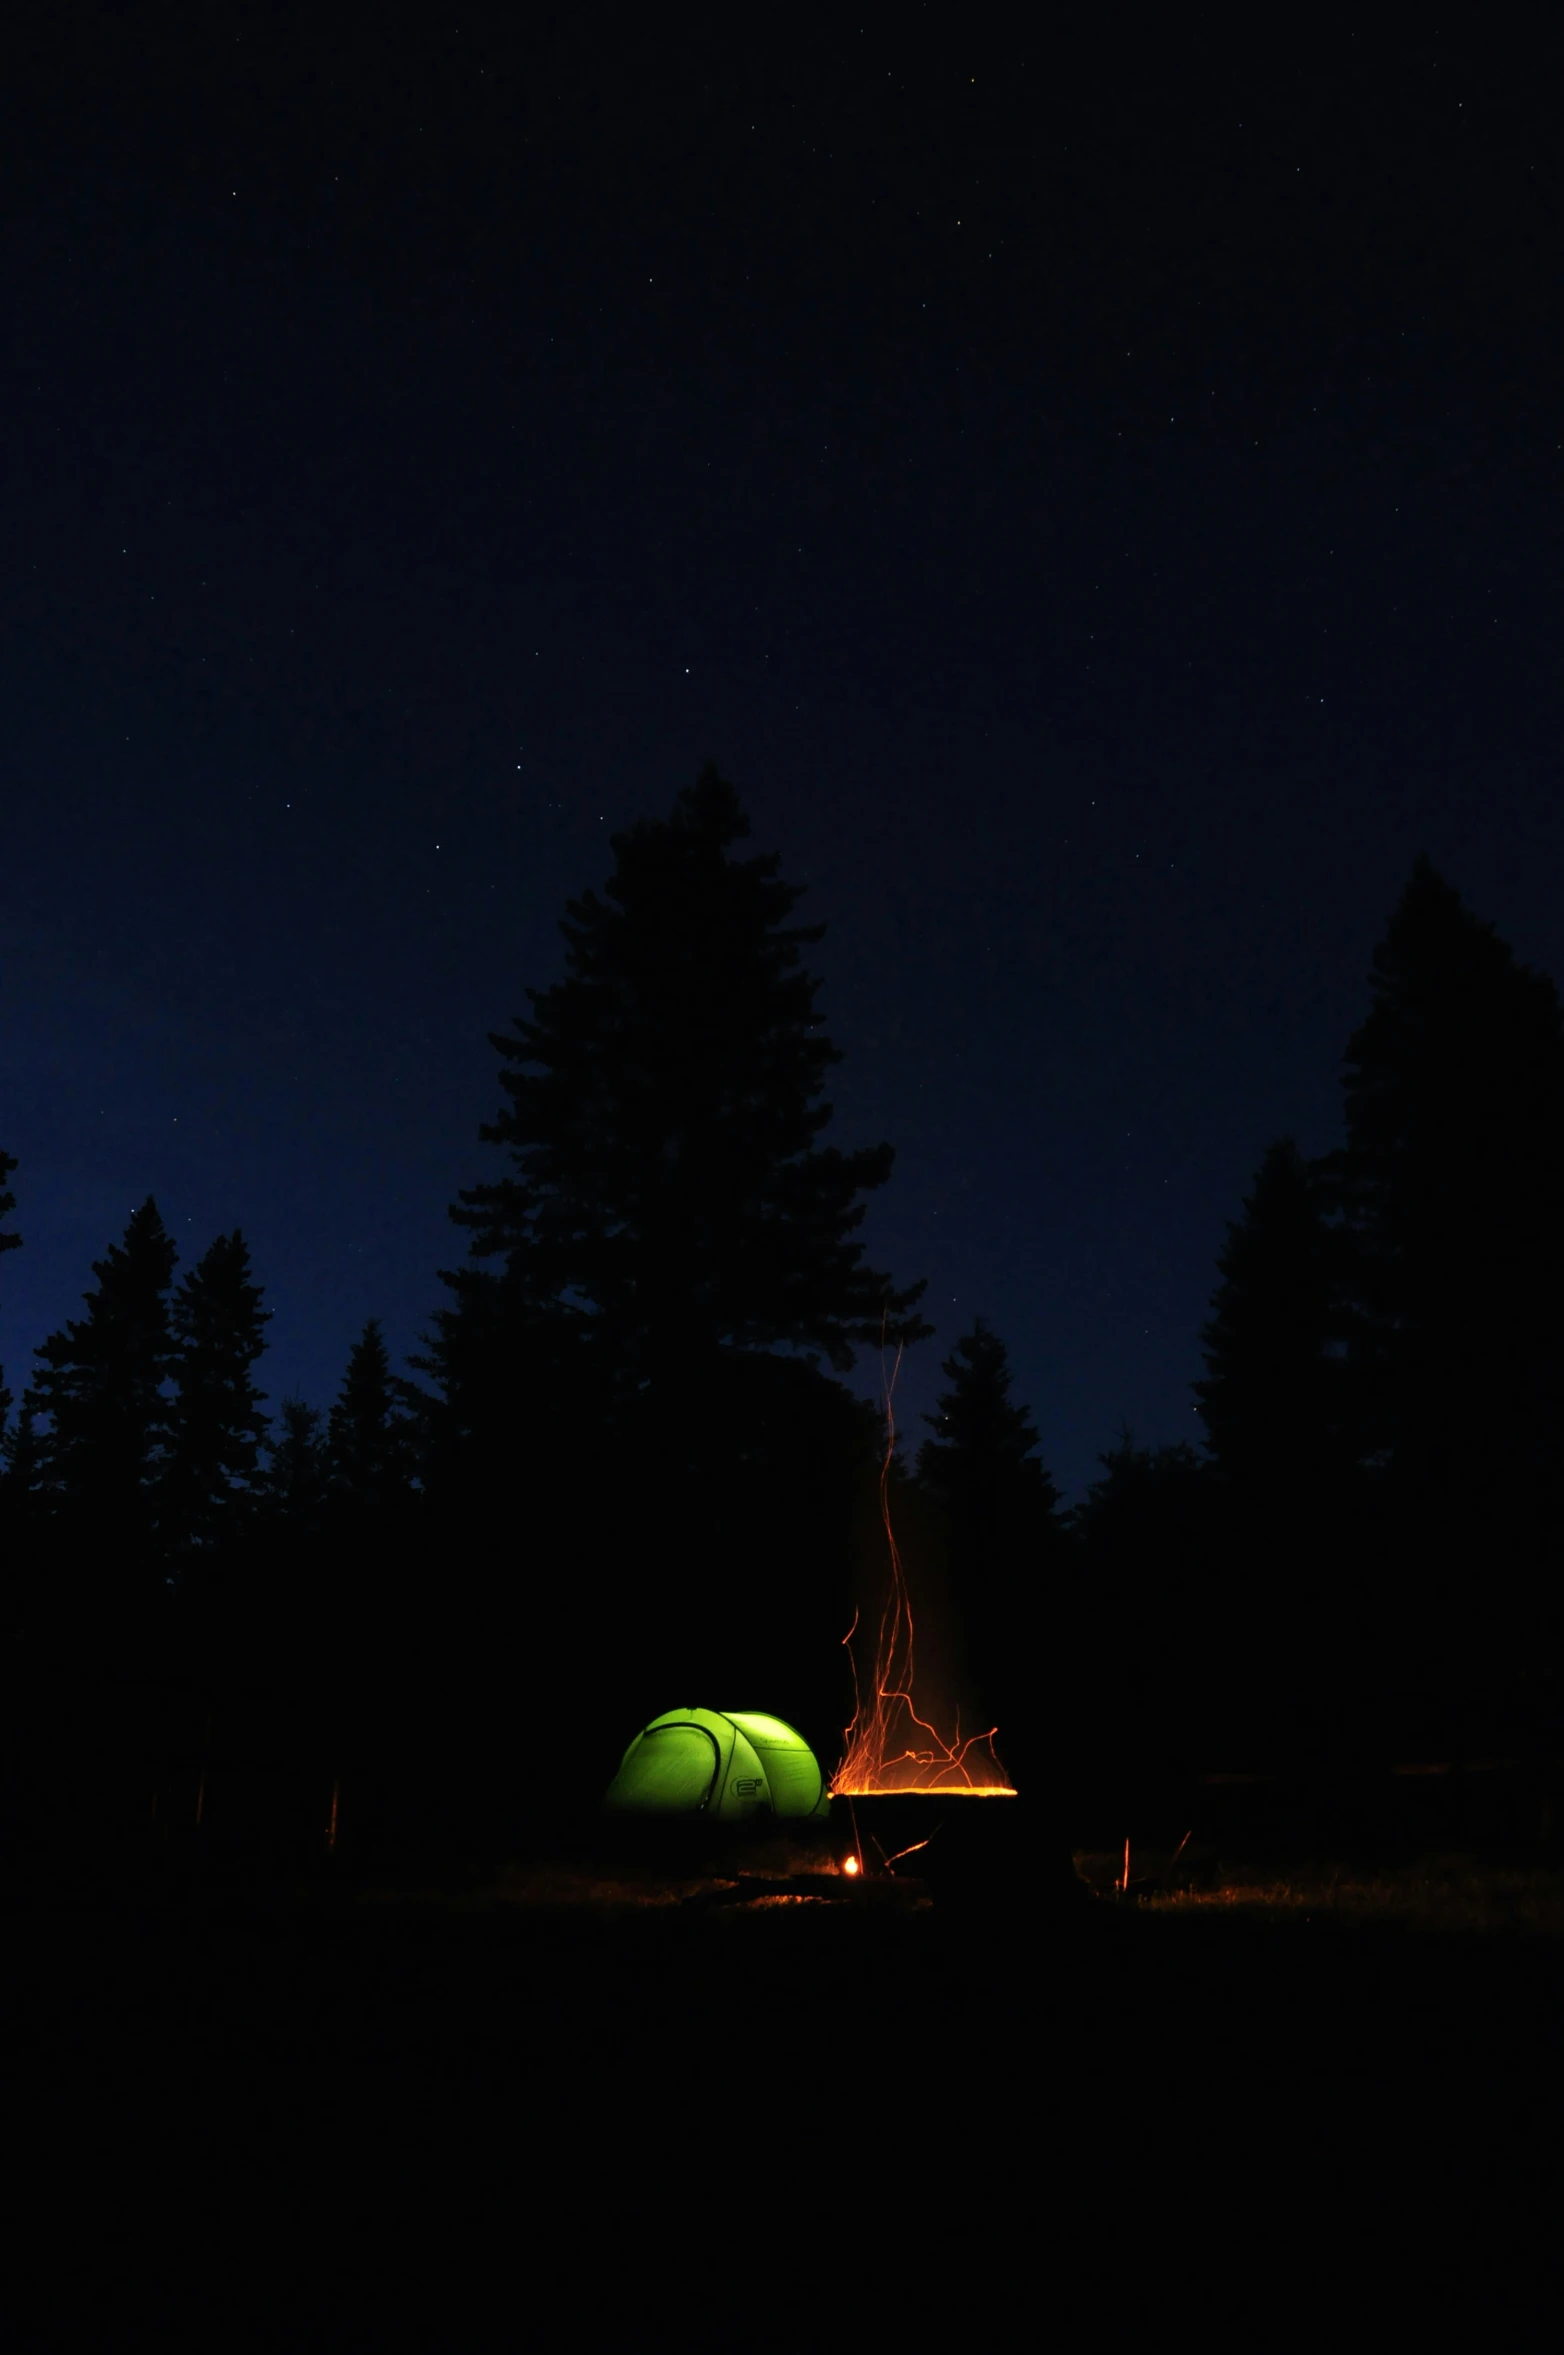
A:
[162,1229,271,1571]
[0,1156,29,1634]
[261,1327,423,1820]
[328,1319,417,1507]
[422,766,928,1758]
[431,764,928,1411]
[0,1149,19,1441]
[1335,858,1564,1685]
[1074,1431,1208,1560]
[29,1198,178,1622]
[918,1320,1060,1517]
[1196,1139,1352,1498]
[914,1318,1062,1787]
[1194,1139,1364,1727]
[1071,1431,1225,1766]
[267,1397,331,1534]
[0,1397,47,1557]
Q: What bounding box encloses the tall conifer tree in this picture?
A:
[916,1320,1061,1542]
[1328,860,1564,1691]
[1196,1139,1351,1499]
[328,1319,415,1507]
[162,1230,271,1567]
[266,1398,331,1533]
[29,1198,178,1612]
[915,1320,1062,1783]
[1070,1432,1223,1763]
[422,767,926,1732]
[0,1149,20,1440]
[1339,860,1564,1566]
[431,765,927,1409]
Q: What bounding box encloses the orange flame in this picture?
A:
[832,1343,1015,1797]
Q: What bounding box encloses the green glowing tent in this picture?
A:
[604,1708,831,1822]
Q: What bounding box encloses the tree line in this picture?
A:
[1072,855,1564,1782]
[2,779,1560,1854]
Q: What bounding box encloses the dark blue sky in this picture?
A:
[4,9,1562,1493]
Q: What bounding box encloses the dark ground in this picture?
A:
[2,1837,1560,2347]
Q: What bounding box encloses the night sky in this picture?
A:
[4,10,1562,1496]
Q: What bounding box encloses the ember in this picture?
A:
[832,1346,1016,1799]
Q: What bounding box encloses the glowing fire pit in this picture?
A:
[827,1351,1020,1892]
[833,1789,1026,1913]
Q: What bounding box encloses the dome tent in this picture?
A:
[604,1708,831,1822]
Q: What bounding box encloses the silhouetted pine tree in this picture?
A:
[2,1395,45,1498]
[431,765,927,1401]
[1194,1139,1364,1730]
[1071,1432,1222,1764]
[914,1320,1062,1785]
[314,1324,427,1787]
[1197,1141,1349,1491]
[239,1394,337,1767]
[0,1154,25,1641]
[1335,858,1564,1688]
[29,1199,178,1625]
[918,1321,1061,1526]
[0,1149,19,1436]
[266,1398,331,1535]
[161,1230,271,1573]
[423,766,927,1759]
[328,1320,417,1508]
[0,1396,47,1573]
[1073,1432,1208,1560]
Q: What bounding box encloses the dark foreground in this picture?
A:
[3,1855,1561,2347]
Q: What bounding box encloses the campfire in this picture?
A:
[831,1352,1016,1872]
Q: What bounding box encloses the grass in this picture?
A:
[321,1821,872,1916]
[332,1835,1564,1936]
[1074,1847,1564,1934]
